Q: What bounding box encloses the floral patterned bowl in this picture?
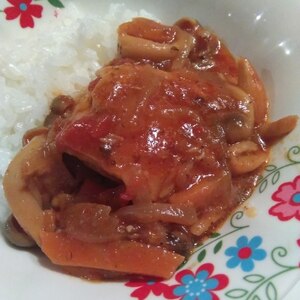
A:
[0,1,299,299]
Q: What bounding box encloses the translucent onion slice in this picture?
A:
[238,58,269,125]
[259,115,298,142]
[116,203,197,225]
[170,172,232,209]
[3,136,47,245]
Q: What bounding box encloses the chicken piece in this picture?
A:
[54,62,235,205]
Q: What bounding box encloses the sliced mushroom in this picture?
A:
[3,215,36,248]
[227,141,268,176]
[213,84,255,143]
[118,19,195,62]
[44,95,75,127]
[22,127,49,146]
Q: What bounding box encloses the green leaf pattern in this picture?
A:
[1,5,297,297]
[48,0,65,8]
[210,232,221,238]
[258,145,300,193]
[224,246,299,299]
[225,289,248,298]
[264,165,277,172]
[266,282,277,300]
[271,171,280,185]
[243,274,265,284]
[213,240,223,254]
[197,249,206,263]
[259,179,268,193]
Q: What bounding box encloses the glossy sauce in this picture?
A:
[44,18,267,258]
[5,17,283,280]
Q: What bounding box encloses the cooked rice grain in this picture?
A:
[0,3,156,214]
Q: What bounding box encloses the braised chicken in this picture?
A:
[3,18,297,279]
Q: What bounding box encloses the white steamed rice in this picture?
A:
[0,2,156,219]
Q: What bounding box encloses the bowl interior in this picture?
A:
[0,1,299,299]
[79,0,300,118]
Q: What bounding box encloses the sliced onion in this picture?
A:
[60,203,122,244]
[190,206,226,236]
[170,172,232,209]
[259,115,298,142]
[238,58,269,125]
[116,203,197,226]
[3,136,47,245]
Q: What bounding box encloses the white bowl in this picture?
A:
[0,1,299,299]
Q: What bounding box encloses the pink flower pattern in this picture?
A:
[125,279,174,300]
[269,175,300,221]
[3,0,43,28]
[126,264,229,300]
[1,0,64,28]
[170,263,229,300]
[1,2,299,297]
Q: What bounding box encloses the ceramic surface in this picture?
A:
[0,1,299,299]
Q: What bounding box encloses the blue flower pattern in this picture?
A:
[225,235,267,272]
[173,270,218,300]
